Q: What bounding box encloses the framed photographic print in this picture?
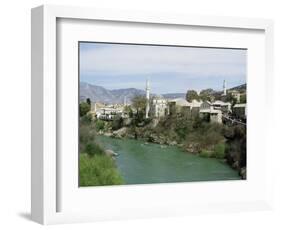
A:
[31,5,274,225]
[78,41,246,187]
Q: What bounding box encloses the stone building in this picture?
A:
[189,99,202,117]
[228,90,241,103]
[210,110,222,123]
[168,98,189,116]
[199,101,225,124]
[150,98,169,118]
[233,103,247,119]
[212,100,231,113]
[168,98,202,118]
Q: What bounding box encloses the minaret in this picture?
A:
[223,80,227,96]
[94,103,97,112]
[145,78,150,118]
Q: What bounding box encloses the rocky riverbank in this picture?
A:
[99,127,246,179]
[98,118,246,180]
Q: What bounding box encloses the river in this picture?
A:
[97,135,240,184]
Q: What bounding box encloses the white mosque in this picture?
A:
[145,78,169,119]
[144,78,234,124]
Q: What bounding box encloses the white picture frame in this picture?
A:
[31,5,274,225]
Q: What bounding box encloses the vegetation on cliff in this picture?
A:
[94,109,245,179]
[79,154,123,186]
[79,109,123,186]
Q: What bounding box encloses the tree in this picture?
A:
[131,95,146,114]
[199,88,215,102]
[186,90,199,102]
[79,102,91,117]
[111,114,123,130]
[240,94,247,103]
[86,98,91,105]
[224,93,237,107]
[95,119,105,131]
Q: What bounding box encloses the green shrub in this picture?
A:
[79,102,91,117]
[185,121,224,153]
[199,144,225,159]
[111,115,123,130]
[80,114,92,124]
[199,150,214,158]
[85,142,105,156]
[95,119,105,131]
[79,154,124,186]
[79,122,96,152]
[214,143,225,159]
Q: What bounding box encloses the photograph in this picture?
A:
[78,42,247,186]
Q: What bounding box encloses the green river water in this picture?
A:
[97,136,240,184]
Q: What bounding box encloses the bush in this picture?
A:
[79,122,96,152]
[199,150,213,158]
[79,154,124,186]
[81,114,92,124]
[111,115,123,130]
[185,121,224,152]
[199,143,225,159]
[224,124,246,168]
[85,142,105,156]
[95,119,105,131]
[214,143,225,159]
[143,118,152,126]
[79,102,91,117]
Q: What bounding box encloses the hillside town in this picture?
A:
[86,79,246,126]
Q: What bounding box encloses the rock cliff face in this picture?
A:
[224,125,246,179]
[112,127,129,138]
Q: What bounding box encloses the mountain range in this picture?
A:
[229,83,246,91]
[80,82,246,104]
[80,82,146,104]
[80,82,187,104]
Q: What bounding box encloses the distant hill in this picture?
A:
[80,82,146,104]
[229,83,246,92]
[162,93,186,99]
[110,88,147,103]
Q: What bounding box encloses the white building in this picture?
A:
[95,105,127,121]
[169,98,190,107]
[150,98,169,118]
[169,98,202,108]
[199,102,223,124]
[199,101,212,113]
[210,109,223,123]
[199,100,231,124]
[228,90,241,103]
[212,100,231,113]
[168,98,202,117]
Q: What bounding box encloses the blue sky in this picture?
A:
[79,42,246,94]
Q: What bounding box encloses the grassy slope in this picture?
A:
[79,153,124,186]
